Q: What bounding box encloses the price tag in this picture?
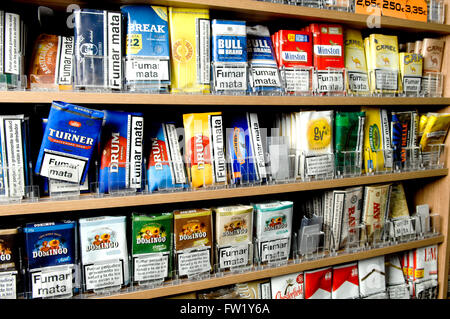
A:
[355,0,382,15]
[380,0,427,22]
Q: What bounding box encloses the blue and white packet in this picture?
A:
[246,25,282,94]
[147,122,187,192]
[121,5,170,92]
[211,19,248,93]
[35,101,104,184]
[99,110,144,193]
[74,9,123,90]
[22,220,79,298]
[227,113,266,184]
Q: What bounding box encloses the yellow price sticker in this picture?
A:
[126,34,142,55]
[381,0,427,22]
[355,0,382,15]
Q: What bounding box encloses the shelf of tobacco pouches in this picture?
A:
[0,168,446,216]
[89,235,444,299]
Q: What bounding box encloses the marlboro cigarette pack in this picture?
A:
[247,25,282,93]
[344,29,369,94]
[366,34,401,94]
[79,216,129,290]
[131,212,173,282]
[361,107,392,173]
[270,272,304,299]
[399,53,423,94]
[304,267,332,299]
[183,112,227,188]
[227,112,266,184]
[332,262,359,299]
[168,7,210,93]
[99,110,144,193]
[361,183,392,243]
[421,38,444,74]
[358,256,386,297]
[211,19,247,92]
[0,114,31,199]
[74,9,123,90]
[28,34,74,90]
[147,122,187,192]
[121,5,170,91]
[35,101,104,184]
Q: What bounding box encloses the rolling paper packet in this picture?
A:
[35,101,104,184]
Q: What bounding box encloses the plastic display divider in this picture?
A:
[280,66,314,96]
[313,67,347,96]
[106,161,139,197]
[399,73,422,97]
[301,0,323,8]
[82,258,125,296]
[174,247,212,281]
[124,56,170,93]
[211,63,248,95]
[302,152,335,181]
[248,64,283,96]
[73,55,115,92]
[48,164,81,199]
[297,227,325,261]
[421,72,444,97]
[27,264,77,299]
[0,53,27,91]
[428,0,446,24]
[29,74,61,91]
[215,242,253,275]
[369,69,399,97]
[345,223,366,253]
[388,217,416,244]
[429,213,441,236]
[0,270,19,299]
[266,136,294,183]
[335,150,363,178]
[365,147,394,175]
[403,146,423,171]
[131,252,170,288]
[255,237,290,268]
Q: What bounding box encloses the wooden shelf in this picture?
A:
[13,0,450,34]
[92,235,444,299]
[2,91,450,106]
[1,168,446,216]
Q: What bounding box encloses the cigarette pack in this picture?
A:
[421,38,444,74]
[121,5,170,91]
[361,107,392,173]
[399,53,423,94]
[183,112,227,188]
[304,267,332,299]
[358,256,386,297]
[99,110,144,193]
[270,272,304,299]
[361,183,392,243]
[0,114,30,199]
[236,279,271,299]
[277,30,313,68]
[147,122,187,192]
[35,101,104,184]
[385,255,409,299]
[227,112,266,184]
[131,212,173,282]
[211,20,247,92]
[79,216,129,290]
[310,24,345,70]
[366,34,401,94]
[168,7,210,93]
[173,209,213,277]
[344,29,369,94]
[247,25,282,93]
[332,262,359,299]
[74,9,123,90]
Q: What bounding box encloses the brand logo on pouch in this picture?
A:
[87,233,119,251]
[307,118,331,150]
[69,121,81,128]
[264,215,287,231]
[137,224,167,244]
[173,39,193,63]
[32,239,68,258]
[369,124,381,151]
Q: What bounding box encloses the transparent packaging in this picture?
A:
[0,54,27,91]
[27,264,79,299]
[266,136,295,183]
[296,227,325,261]
[422,143,446,169]
[254,236,290,268]
[74,55,122,92]
[428,0,446,24]
[212,63,248,95]
[421,72,444,97]
[105,161,140,197]
[313,67,347,96]
[388,217,417,243]
[0,162,39,203]
[344,223,366,253]
[369,69,400,97]
[248,64,283,96]
[322,0,353,11]
[364,147,394,175]
[48,165,81,199]
[301,152,335,181]
[124,56,170,93]
[335,150,362,178]
[400,74,422,97]
[280,66,314,96]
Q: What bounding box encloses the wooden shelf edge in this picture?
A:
[2,91,450,106]
[95,235,444,299]
[0,168,447,216]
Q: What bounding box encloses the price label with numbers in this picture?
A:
[355,0,382,15]
[381,0,428,22]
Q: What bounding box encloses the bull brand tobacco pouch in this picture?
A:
[147,122,187,192]
[331,262,359,299]
[35,101,104,185]
[168,7,210,93]
[78,216,129,292]
[360,183,392,244]
[334,111,365,172]
[214,205,253,270]
[399,53,423,94]
[173,208,213,278]
[254,201,293,263]
[211,19,248,93]
[296,110,334,179]
[227,112,266,184]
[99,110,144,193]
[121,5,170,92]
[270,272,304,299]
[366,34,401,95]
[246,25,282,94]
[0,228,20,299]
[344,29,370,95]
[23,221,78,299]
[361,107,392,173]
[419,112,450,153]
[391,111,419,167]
[28,33,75,90]
[0,114,31,199]
[131,212,173,283]
[74,9,123,90]
[183,112,226,188]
